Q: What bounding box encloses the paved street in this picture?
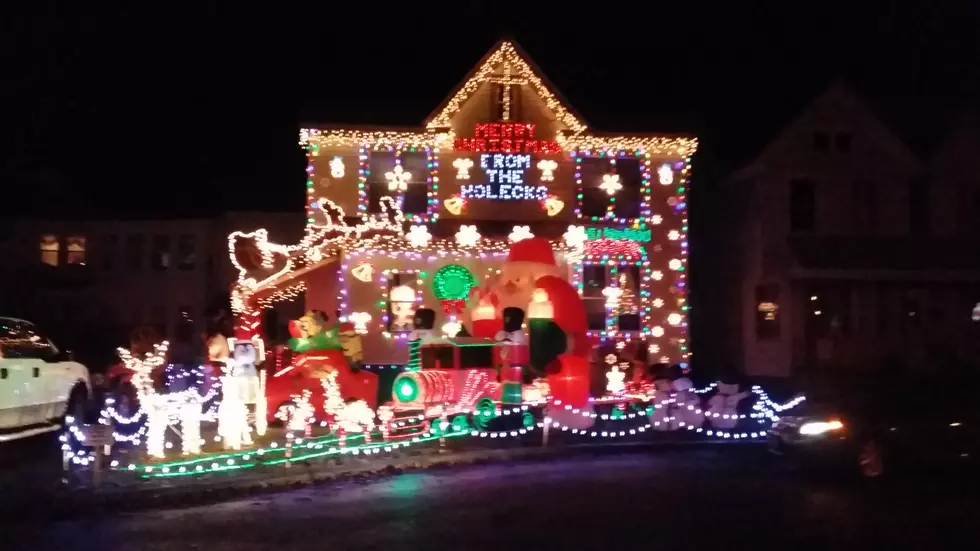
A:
[11,447,980,550]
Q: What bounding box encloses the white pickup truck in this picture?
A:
[0,317,91,442]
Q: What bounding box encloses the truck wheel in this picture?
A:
[61,385,89,427]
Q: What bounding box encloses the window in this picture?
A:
[581,265,641,331]
[755,283,780,340]
[582,265,608,330]
[908,177,930,235]
[151,234,171,271]
[125,234,144,271]
[150,305,168,337]
[610,158,642,220]
[101,234,118,270]
[834,133,852,152]
[789,178,816,232]
[40,234,59,266]
[813,132,830,151]
[367,151,396,213]
[66,235,86,265]
[400,151,430,215]
[852,180,878,233]
[579,157,612,220]
[177,234,196,270]
[387,274,418,333]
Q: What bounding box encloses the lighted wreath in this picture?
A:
[432,264,476,314]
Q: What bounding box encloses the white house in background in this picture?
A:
[721,84,980,378]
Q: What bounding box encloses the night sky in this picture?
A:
[3,1,978,218]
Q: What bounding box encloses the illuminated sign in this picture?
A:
[460,153,548,201]
[453,122,562,155]
[585,227,651,242]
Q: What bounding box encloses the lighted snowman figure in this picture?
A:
[389,285,417,332]
[671,375,703,430]
[706,382,750,431]
[219,333,265,448]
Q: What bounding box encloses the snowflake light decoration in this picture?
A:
[669,259,683,271]
[653,298,665,308]
[406,225,431,247]
[652,270,664,281]
[453,158,474,180]
[537,159,557,181]
[563,225,588,248]
[509,225,534,242]
[667,313,683,326]
[668,230,680,240]
[385,164,412,192]
[456,225,481,247]
[651,326,665,337]
[651,215,663,225]
[658,164,674,186]
[599,174,622,195]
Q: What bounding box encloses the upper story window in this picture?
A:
[40,234,59,266]
[908,177,930,235]
[834,132,853,152]
[151,234,171,271]
[101,234,118,270]
[577,156,643,221]
[126,234,144,271]
[366,150,430,216]
[177,234,196,270]
[66,235,86,265]
[812,132,830,152]
[755,283,780,340]
[852,180,878,234]
[789,178,816,232]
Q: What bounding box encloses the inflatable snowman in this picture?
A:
[650,378,675,431]
[706,382,750,430]
[671,375,703,429]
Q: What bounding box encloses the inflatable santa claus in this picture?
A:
[465,238,592,408]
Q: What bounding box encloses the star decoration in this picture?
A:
[385,164,412,192]
[455,225,481,247]
[537,159,557,181]
[453,158,473,180]
[599,174,622,195]
[563,225,588,248]
[406,225,431,247]
[508,225,534,242]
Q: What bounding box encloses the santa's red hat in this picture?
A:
[338,321,356,333]
[234,328,252,341]
[507,238,556,266]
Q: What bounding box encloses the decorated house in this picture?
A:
[228,39,697,372]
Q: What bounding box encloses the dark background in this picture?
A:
[4,1,977,218]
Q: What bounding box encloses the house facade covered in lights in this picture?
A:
[228,39,697,368]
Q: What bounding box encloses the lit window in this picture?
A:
[66,236,86,265]
[40,234,59,266]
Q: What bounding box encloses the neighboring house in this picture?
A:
[721,84,980,378]
[0,212,302,365]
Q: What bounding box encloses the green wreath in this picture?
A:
[432,264,476,301]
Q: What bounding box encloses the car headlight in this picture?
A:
[799,420,844,435]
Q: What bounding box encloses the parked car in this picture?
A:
[768,374,980,478]
[0,317,91,442]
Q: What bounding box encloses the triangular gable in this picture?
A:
[424,39,588,133]
[733,82,922,180]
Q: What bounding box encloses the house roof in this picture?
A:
[423,38,589,133]
[729,81,925,182]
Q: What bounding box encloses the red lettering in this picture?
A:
[513,124,525,139]
[513,139,523,153]
[501,138,512,152]
[488,139,499,151]
[526,140,537,153]
[526,123,536,138]
[502,124,513,138]
[475,138,486,152]
[488,123,500,138]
